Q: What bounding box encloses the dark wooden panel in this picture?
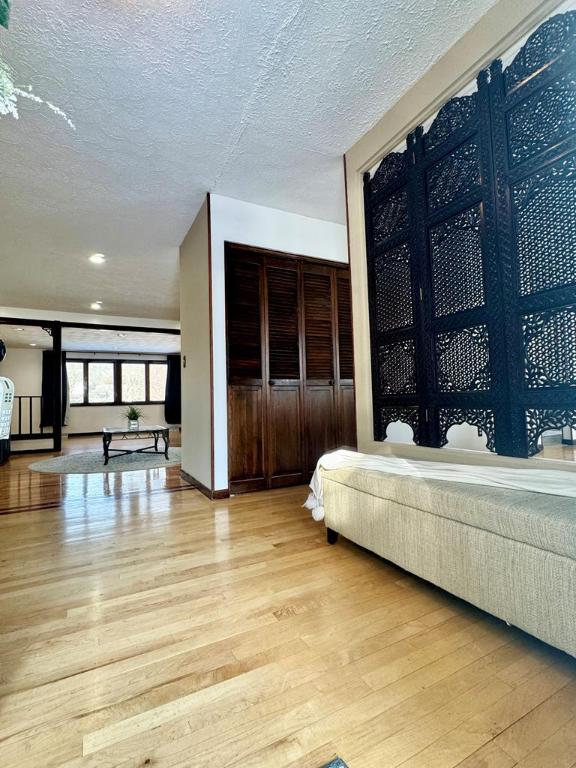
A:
[267,266,300,380]
[337,276,355,380]
[305,384,336,473]
[228,385,265,490]
[268,385,303,486]
[226,257,262,381]
[339,384,357,448]
[303,271,334,381]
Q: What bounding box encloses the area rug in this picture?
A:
[320,760,349,768]
[29,448,181,475]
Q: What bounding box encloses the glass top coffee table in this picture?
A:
[102,426,170,466]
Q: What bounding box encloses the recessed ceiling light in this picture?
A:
[90,301,103,310]
[13,327,24,331]
[29,343,37,347]
[89,253,107,265]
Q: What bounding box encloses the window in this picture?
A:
[149,363,168,402]
[67,362,84,405]
[65,360,168,405]
[88,362,115,404]
[121,363,146,403]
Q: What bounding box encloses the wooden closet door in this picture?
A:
[226,254,266,493]
[303,266,337,473]
[336,274,357,448]
[266,262,304,487]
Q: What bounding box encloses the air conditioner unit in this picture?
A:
[0,377,15,440]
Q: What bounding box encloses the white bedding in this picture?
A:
[304,449,576,521]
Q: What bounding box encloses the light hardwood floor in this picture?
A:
[1,442,575,768]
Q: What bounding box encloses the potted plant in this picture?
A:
[125,405,143,431]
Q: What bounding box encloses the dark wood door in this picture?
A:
[336,274,357,448]
[225,245,354,493]
[303,266,337,473]
[226,254,266,493]
[268,384,302,486]
[266,263,304,486]
[228,385,265,492]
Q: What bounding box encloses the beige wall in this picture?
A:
[0,348,43,398]
[179,197,212,488]
[345,0,575,472]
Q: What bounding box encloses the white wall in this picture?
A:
[209,194,349,490]
[179,199,212,489]
[66,404,167,434]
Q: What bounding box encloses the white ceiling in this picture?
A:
[0,324,180,354]
[0,0,499,320]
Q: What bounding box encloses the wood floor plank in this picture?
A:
[494,679,576,761]
[454,741,517,768]
[1,438,575,768]
[515,716,576,768]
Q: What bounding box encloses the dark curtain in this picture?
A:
[40,351,68,428]
[164,354,181,425]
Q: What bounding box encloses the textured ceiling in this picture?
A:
[0,324,180,353]
[0,0,499,319]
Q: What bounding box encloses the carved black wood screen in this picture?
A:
[364,10,576,458]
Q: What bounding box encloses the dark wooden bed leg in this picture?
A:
[327,528,339,545]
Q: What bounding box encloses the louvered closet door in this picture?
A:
[266,263,304,487]
[336,274,357,448]
[226,254,266,492]
[303,266,337,473]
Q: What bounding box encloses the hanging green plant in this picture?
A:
[0,0,10,30]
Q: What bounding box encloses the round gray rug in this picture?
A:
[29,448,182,474]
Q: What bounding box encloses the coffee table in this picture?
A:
[102,426,170,466]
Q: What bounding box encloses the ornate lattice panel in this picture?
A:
[523,306,576,388]
[513,154,576,295]
[425,95,478,152]
[372,187,409,245]
[426,139,481,211]
[374,242,414,331]
[378,340,417,395]
[370,150,408,196]
[364,9,576,457]
[436,326,491,393]
[526,408,576,456]
[507,72,576,166]
[439,408,496,452]
[430,206,485,317]
[504,11,576,93]
[380,406,420,443]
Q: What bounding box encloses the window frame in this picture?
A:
[66,359,168,407]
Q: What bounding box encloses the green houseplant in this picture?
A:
[125,405,143,431]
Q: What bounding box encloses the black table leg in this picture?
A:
[103,434,111,466]
[164,429,170,459]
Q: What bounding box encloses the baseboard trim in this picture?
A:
[180,470,230,500]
